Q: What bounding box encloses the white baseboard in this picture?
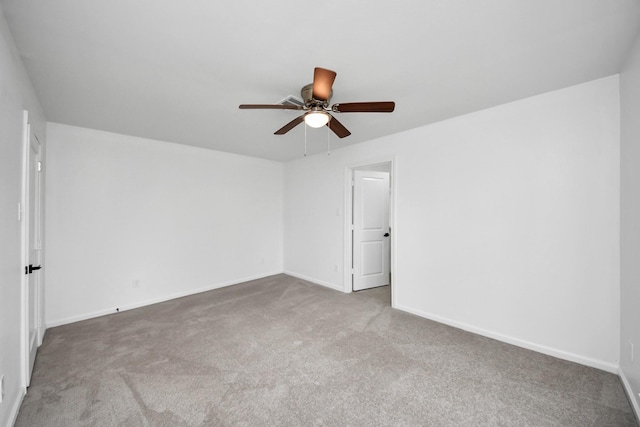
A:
[394,303,619,374]
[46,271,283,328]
[43,271,621,374]
[6,387,26,427]
[619,369,640,422]
[283,271,343,292]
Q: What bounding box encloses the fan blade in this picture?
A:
[332,102,395,113]
[274,115,305,135]
[239,104,303,110]
[327,115,351,138]
[312,67,337,101]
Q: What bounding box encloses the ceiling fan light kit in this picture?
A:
[304,111,330,128]
[239,67,395,139]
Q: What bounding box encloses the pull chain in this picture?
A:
[327,120,331,156]
[304,122,307,157]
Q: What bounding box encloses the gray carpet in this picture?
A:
[16,274,637,426]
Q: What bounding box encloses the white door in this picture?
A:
[22,113,42,387]
[353,170,390,291]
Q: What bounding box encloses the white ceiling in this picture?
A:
[2,0,639,161]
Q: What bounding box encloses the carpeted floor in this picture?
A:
[15,274,637,426]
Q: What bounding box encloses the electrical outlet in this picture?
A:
[630,341,635,362]
[334,264,339,272]
[1,374,4,403]
[132,279,140,289]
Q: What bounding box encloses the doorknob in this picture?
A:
[27,264,42,274]
[384,233,390,237]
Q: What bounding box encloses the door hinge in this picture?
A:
[37,161,42,172]
[351,224,354,230]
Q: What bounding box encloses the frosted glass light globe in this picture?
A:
[305,112,329,128]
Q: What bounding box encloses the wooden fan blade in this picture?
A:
[327,115,351,138]
[239,104,303,110]
[274,115,305,135]
[332,102,395,113]
[312,67,337,101]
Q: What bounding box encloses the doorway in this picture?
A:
[344,160,395,306]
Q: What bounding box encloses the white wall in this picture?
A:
[0,6,46,427]
[285,76,620,371]
[620,30,640,415]
[45,123,283,326]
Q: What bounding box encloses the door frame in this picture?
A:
[343,157,397,307]
[20,110,43,387]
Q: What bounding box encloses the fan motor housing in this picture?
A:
[301,83,331,107]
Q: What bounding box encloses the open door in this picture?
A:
[352,170,390,291]
[22,111,42,387]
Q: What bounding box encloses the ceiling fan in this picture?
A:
[239,67,395,138]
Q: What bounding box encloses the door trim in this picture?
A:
[343,157,397,308]
[20,110,30,388]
